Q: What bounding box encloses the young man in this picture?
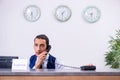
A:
[29,34,61,69]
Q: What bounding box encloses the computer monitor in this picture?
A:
[0,56,18,69]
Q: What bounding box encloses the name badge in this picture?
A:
[12,59,28,70]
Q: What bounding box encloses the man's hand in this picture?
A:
[35,51,47,69]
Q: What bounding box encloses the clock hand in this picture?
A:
[90,12,93,17]
[61,11,65,16]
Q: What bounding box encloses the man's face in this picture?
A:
[34,38,47,56]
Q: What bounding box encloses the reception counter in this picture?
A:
[0,69,120,80]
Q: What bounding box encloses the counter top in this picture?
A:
[0,69,120,76]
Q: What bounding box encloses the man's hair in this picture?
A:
[34,34,49,46]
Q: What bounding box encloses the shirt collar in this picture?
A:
[45,53,49,60]
[35,53,49,60]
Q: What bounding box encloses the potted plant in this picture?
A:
[105,29,120,68]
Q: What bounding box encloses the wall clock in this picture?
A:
[23,5,41,22]
[54,5,72,22]
[82,6,101,23]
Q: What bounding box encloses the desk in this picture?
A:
[0,69,120,80]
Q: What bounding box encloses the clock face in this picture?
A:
[54,5,72,22]
[83,6,101,23]
[23,5,41,22]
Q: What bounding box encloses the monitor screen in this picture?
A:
[0,56,18,69]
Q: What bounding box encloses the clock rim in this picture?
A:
[82,6,101,23]
[23,5,41,22]
[54,5,72,22]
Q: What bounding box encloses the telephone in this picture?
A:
[80,65,96,70]
[46,45,51,52]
